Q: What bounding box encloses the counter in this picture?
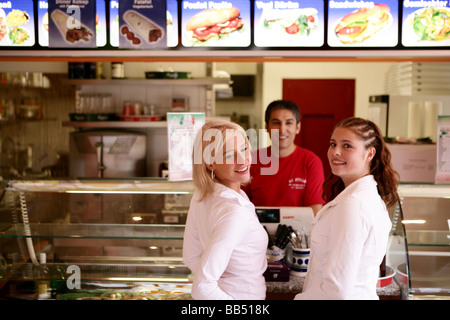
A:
[265,276,402,300]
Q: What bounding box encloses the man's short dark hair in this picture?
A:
[265,100,301,125]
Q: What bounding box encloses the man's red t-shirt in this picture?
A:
[243,146,325,207]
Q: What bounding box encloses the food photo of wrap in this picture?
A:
[254,7,322,47]
[123,10,163,44]
[51,9,93,44]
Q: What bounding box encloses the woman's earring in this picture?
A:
[211,170,215,180]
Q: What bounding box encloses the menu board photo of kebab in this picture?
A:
[327,0,398,47]
[181,0,251,47]
[48,0,96,48]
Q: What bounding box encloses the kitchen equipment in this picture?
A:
[69,129,147,178]
[291,247,310,277]
[256,207,314,236]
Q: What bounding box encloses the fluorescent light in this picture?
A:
[402,220,426,224]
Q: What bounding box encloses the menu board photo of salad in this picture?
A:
[0,0,35,46]
[327,0,398,47]
[181,0,251,47]
[402,1,450,47]
[254,0,324,47]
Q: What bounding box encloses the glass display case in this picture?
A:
[0,178,195,300]
[387,184,450,299]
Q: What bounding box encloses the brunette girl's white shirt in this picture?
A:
[295,175,392,300]
[183,183,268,300]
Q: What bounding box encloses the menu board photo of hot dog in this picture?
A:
[118,0,166,49]
[254,0,324,47]
[327,0,398,47]
[181,0,251,47]
[0,0,35,46]
[402,1,450,47]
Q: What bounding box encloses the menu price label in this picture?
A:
[254,0,324,47]
[327,0,398,47]
[402,0,450,47]
[48,0,96,48]
[0,0,35,47]
[181,0,251,47]
[118,0,167,49]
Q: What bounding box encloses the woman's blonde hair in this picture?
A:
[192,120,248,201]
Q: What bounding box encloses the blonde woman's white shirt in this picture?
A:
[295,175,392,300]
[183,183,268,300]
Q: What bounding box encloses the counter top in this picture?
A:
[266,275,402,297]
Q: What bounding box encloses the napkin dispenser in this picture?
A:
[263,263,290,282]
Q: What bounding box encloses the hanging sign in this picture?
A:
[253,0,324,47]
[327,0,399,47]
[0,0,35,47]
[118,0,167,49]
[48,0,96,48]
[167,112,205,181]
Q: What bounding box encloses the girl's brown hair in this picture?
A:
[323,117,400,209]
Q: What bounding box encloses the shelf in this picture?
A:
[398,184,450,199]
[405,230,450,247]
[62,120,167,128]
[6,178,194,193]
[62,77,230,86]
[0,223,185,240]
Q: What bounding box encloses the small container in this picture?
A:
[111,62,124,79]
[122,101,132,115]
[132,102,142,115]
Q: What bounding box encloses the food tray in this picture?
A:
[120,115,164,121]
[377,266,396,287]
[69,113,118,121]
[145,71,190,79]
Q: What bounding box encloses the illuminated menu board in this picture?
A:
[254,0,324,47]
[327,0,398,47]
[110,0,178,48]
[38,0,106,47]
[402,0,450,47]
[0,0,35,46]
[181,0,251,47]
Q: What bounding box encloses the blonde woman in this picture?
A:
[183,120,268,300]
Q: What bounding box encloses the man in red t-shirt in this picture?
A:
[243,100,325,216]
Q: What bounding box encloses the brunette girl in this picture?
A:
[295,117,399,300]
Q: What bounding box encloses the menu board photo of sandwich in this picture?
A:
[0,0,35,46]
[327,0,398,47]
[254,0,324,47]
[402,1,450,47]
[181,0,251,47]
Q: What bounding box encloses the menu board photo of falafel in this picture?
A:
[402,1,450,47]
[254,0,324,47]
[118,0,167,49]
[327,0,398,47]
[48,0,96,48]
[181,0,251,47]
[0,0,35,47]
